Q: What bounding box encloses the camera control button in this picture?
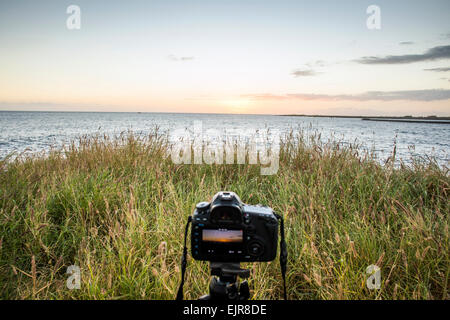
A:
[248,242,264,256]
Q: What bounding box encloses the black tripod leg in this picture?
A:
[239,280,250,300]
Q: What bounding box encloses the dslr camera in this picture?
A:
[191,191,278,262]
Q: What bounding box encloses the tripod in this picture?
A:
[199,262,251,301]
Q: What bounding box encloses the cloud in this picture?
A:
[167,54,194,61]
[424,67,450,72]
[291,69,320,77]
[356,45,450,64]
[241,93,289,100]
[399,41,414,45]
[291,60,328,77]
[289,90,450,101]
[245,89,450,102]
[306,60,326,68]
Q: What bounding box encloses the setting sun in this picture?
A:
[218,98,253,113]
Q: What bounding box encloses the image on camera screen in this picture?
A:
[202,229,243,243]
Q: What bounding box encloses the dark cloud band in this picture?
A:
[356,45,450,64]
[245,89,450,102]
[424,67,450,72]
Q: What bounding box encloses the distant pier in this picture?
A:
[362,118,450,124]
[278,114,450,124]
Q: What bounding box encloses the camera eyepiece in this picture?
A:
[210,191,243,224]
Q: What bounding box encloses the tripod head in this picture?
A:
[210,262,250,280]
[199,263,251,301]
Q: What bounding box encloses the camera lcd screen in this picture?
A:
[202,229,243,243]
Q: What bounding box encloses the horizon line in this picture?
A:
[1,109,449,118]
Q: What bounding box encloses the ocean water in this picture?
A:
[0,111,449,167]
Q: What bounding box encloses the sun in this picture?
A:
[218,98,253,114]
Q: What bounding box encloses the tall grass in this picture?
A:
[0,130,448,300]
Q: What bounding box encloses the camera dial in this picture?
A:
[196,202,210,214]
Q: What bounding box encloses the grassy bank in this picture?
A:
[0,131,448,300]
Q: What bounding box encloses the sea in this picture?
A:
[0,111,449,167]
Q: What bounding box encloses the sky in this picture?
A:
[0,0,449,116]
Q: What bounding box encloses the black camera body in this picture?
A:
[191,191,278,262]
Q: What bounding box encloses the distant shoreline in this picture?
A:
[278,114,450,121]
[361,118,450,124]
